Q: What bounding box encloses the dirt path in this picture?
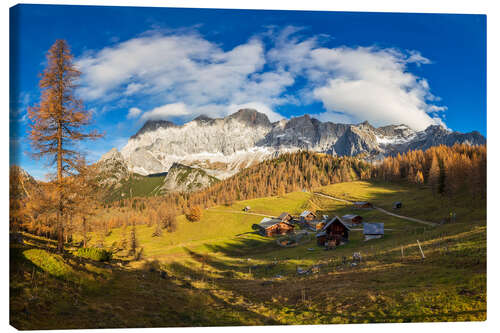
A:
[314,192,438,227]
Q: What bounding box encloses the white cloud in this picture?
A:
[140,103,190,121]
[76,27,447,130]
[126,107,142,119]
[304,46,444,130]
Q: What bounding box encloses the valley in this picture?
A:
[10,180,486,328]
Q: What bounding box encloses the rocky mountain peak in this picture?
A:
[98,147,123,163]
[227,108,271,127]
[193,114,214,123]
[116,107,485,179]
[132,119,177,139]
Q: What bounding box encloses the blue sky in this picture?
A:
[10,4,486,179]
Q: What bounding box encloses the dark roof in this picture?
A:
[278,212,291,219]
[316,231,327,238]
[342,214,362,220]
[300,210,316,217]
[259,217,293,229]
[321,216,351,232]
[363,223,384,235]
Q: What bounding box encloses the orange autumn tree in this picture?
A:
[28,39,102,252]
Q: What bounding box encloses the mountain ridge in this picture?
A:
[116,109,485,179]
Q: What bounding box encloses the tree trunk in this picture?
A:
[83,217,88,248]
[56,45,64,253]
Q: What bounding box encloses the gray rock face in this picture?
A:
[96,148,130,187]
[115,109,485,179]
[160,163,218,193]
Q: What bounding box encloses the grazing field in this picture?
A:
[10,181,486,329]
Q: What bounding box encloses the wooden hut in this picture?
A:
[353,201,373,209]
[363,222,384,241]
[316,216,351,246]
[299,210,317,223]
[278,212,293,223]
[393,202,402,209]
[342,214,363,227]
[254,217,295,237]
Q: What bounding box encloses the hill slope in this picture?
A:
[10,180,486,328]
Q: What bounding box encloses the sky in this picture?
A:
[10,4,486,180]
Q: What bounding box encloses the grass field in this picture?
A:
[10,180,486,329]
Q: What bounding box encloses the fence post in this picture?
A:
[417,240,425,259]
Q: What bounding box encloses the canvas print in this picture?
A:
[9,4,486,329]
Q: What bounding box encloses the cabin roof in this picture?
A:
[278,212,291,219]
[259,217,293,229]
[316,231,327,238]
[300,210,316,217]
[321,216,351,232]
[342,214,361,220]
[363,222,384,235]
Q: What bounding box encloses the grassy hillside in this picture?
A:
[104,173,166,201]
[10,181,486,329]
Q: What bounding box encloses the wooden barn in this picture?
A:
[363,222,384,241]
[342,214,363,227]
[299,210,317,223]
[254,217,295,237]
[278,212,293,223]
[316,216,351,247]
[353,201,373,209]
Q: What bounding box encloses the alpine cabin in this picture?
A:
[299,210,317,223]
[342,214,363,227]
[363,222,384,241]
[316,216,351,247]
[253,217,295,237]
[278,212,293,223]
[353,201,373,209]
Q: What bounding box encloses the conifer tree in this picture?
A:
[28,40,102,252]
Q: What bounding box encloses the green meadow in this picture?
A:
[10,181,486,329]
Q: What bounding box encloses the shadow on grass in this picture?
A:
[10,235,281,330]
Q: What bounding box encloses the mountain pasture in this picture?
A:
[10,181,486,328]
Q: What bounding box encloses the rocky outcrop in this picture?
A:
[160,163,218,193]
[95,148,130,187]
[116,108,486,179]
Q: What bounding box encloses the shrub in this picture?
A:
[75,247,112,262]
[185,206,202,222]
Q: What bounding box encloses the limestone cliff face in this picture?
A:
[113,109,485,179]
[160,163,218,193]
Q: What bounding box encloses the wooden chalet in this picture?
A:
[254,217,294,237]
[278,212,293,223]
[393,201,402,209]
[299,210,317,223]
[342,214,363,227]
[316,216,351,247]
[353,201,373,209]
[363,222,384,241]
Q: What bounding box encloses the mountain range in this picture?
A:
[109,109,485,182]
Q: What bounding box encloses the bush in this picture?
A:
[162,211,178,232]
[185,206,202,222]
[75,247,112,262]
